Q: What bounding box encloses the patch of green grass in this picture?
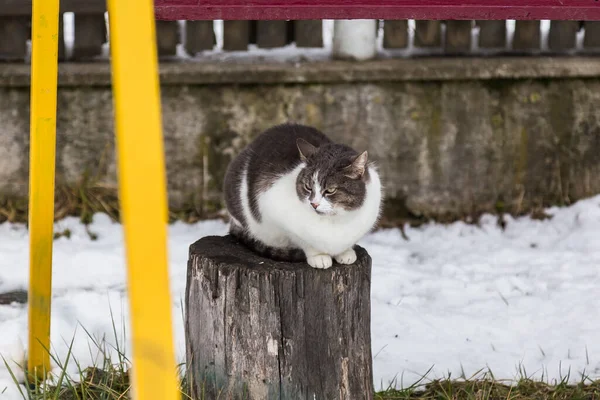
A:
[375,378,600,400]
[7,356,600,400]
[2,302,192,400]
[374,368,600,400]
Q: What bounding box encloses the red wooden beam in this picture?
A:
[154,0,600,21]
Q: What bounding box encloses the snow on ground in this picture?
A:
[2,196,600,397]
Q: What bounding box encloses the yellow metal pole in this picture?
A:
[106,1,178,399]
[27,0,60,382]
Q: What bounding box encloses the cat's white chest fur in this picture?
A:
[240,163,382,266]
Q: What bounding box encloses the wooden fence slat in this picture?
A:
[294,20,322,47]
[383,20,408,49]
[58,14,66,61]
[513,20,541,50]
[256,20,288,48]
[155,20,179,57]
[445,20,472,53]
[548,20,579,51]
[414,20,441,47]
[223,20,250,51]
[287,20,295,44]
[249,21,258,44]
[184,21,214,55]
[73,13,106,60]
[0,16,28,61]
[584,21,600,48]
[477,20,506,48]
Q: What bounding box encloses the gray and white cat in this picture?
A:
[223,123,382,269]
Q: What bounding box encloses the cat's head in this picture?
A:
[295,138,369,216]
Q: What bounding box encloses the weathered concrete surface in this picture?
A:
[1,59,600,223]
[3,57,600,87]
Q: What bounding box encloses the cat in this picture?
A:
[223,123,382,269]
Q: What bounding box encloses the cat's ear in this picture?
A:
[297,138,317,162]
[343,151,368,179]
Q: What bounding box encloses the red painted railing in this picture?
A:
[154,0,600,21]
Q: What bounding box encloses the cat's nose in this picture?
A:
[310,202,319,209]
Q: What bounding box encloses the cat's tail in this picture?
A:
[229,223,306,263]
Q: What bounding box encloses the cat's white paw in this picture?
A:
[335,248,357,265]
[307,254,333,269]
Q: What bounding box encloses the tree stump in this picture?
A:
[185,235,374,400]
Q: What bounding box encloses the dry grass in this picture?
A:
[0,175,556,229]
[0,179,120,226]
[0,177,210,226]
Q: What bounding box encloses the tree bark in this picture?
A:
[185,235,374,400]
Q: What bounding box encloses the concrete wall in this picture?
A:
[1,58,600,223]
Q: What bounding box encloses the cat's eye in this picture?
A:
[304,182,312,192]
[324,188,337,195]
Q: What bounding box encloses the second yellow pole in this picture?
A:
[106,1,179,399]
